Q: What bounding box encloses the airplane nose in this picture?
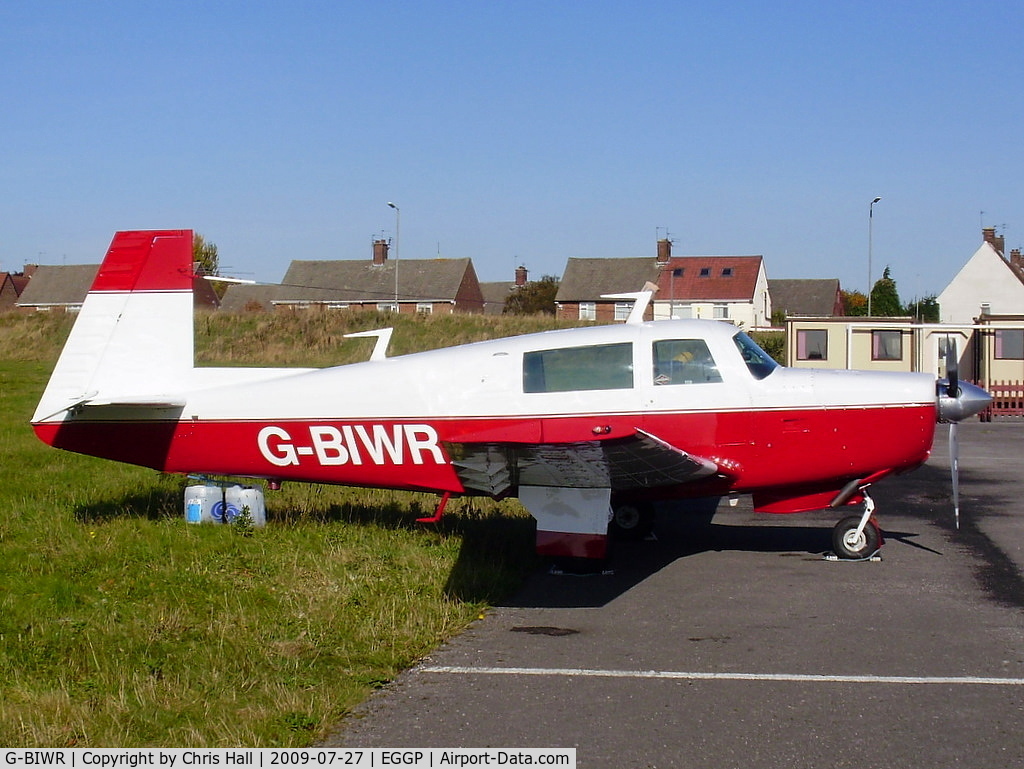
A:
[938,380,992,423]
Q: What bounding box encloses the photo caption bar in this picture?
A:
[1,749,576,769]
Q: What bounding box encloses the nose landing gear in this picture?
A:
[831,492,883,560]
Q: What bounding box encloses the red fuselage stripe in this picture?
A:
[33,404,936,500]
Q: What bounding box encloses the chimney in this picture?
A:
[1011,248,1023,268]
[372,238,389,266]
[21,264,37,278]
[982,227,1005,255]
[657,238,672,264]
[515,265,528,286]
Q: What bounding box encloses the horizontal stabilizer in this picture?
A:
[76,395,188,409]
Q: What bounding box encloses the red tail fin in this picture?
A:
[90,230,194,292]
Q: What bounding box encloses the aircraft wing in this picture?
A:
[449,428,718,496]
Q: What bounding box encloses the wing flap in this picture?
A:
[450,429,718,494]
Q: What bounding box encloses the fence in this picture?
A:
[981,380,1024,420]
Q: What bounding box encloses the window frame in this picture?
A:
[995,328,1024,360]
[797,329,828,361]
[871,329,904,361]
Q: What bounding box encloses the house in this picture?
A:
[784,316,930,372]
[223,239,484,314]
[768,278,844,320]
[16,264,104,312]
[937,227,1024,323]
[479,266,529,316]
[0,266,33,311]
[653,243,770,328]
[217,284,286,313]
[17,263,219,312]
[974,313,1024,382]
[555,256,662,322]
[555,240,771,327]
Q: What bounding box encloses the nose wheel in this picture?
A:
[831,493,882,560]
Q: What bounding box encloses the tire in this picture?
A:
[609,500,655,541]
[832,515,881,559]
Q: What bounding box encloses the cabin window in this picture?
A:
[652,340,722,385]
[523,343,634,393]
[797,329,828,360]
[579,302,596,320]
[733,332,779,379]
[872,330,903,361]
[995,329,1024,359]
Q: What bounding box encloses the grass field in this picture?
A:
[0,309,786,747]
[0,310,546,747]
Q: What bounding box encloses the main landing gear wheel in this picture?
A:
[832,515,881,560]
[609,500,655,541]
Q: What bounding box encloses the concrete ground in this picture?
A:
[323,421,1024,769]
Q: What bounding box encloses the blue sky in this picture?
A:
[3,1,1022,301]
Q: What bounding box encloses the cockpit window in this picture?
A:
[653,340,722,384]
[733,331,779,380]
[523,342,634,393]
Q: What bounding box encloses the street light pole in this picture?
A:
[868,196,881,316]
[387,202,400,308]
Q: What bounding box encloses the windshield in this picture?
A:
[733,332,779,380]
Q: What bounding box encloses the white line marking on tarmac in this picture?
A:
[422,665,1024,686]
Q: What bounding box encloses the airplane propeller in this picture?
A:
[946,341,961,529]
[937,340,991,529]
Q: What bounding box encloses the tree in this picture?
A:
[841,289,868,316]
[869,266,902,316]
[192,233,219,276]
[904,295,939,322]
[503,275,559,315]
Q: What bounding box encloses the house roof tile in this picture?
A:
[279,259,474,304]
[768,278,841,316]
[16,264,99,306]
[657,256,763,301]
[555,257,662,301]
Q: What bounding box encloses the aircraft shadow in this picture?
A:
[68,434,1024,611]
[475,460,988,610]
[484,447,1024,609]
[74,486,182,523]
[490,510,852,610]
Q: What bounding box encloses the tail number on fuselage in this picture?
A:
[258,424,445,468]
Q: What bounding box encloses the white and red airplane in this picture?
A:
[32,230,991,563]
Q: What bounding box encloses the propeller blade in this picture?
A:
[949,421,960,530]
[945,339,959,398]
